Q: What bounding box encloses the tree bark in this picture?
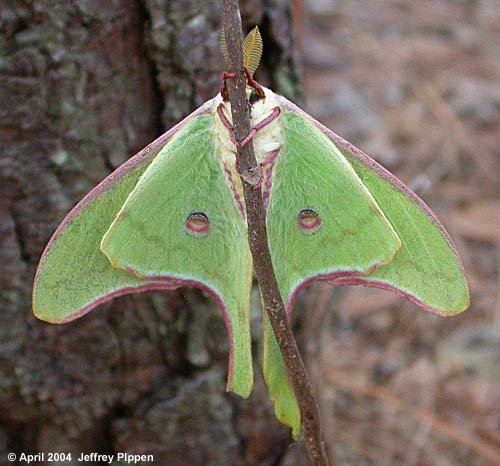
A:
[0,1,301,464]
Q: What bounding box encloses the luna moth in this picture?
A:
[32,27,469,438]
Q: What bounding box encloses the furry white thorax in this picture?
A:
[212,86,283,168]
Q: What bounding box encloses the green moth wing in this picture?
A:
[263,312,301,438]
[100,115,253,398]
[327,140,470,314]
[33,101,252,397]
[263,109,403,437]
[267,111,402,300]
[32,70,470,436]
[278,97,469,315]
[263,96,469,437]
[33,101,213,324]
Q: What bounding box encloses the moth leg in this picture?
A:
[238,106,281,148]
[261,148,280,168]
[259,149,280,212]
[221,68,265,101]
[217,103,281,149]
[244,67,265,99]
[250,149,281,193]
[221,71,236,101]
[217,103,239,146]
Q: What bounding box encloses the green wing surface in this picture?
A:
[263,312,301,439]
[32,102,214,324]
[330,146,469,314]
[263,101,469,436]
[277,97,469,314]
[264,110,403,436]
[33,157,152,322]
[267,111,402,302]
[100,115,253,398]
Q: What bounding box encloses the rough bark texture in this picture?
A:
[0,1,300,464]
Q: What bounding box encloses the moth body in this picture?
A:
[213,87,283,214]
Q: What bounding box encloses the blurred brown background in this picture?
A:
[0,0,498,465]
[297,1,499,464]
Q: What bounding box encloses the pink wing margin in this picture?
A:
[276,94,468,317]
[41,98,216,249]
[33,98,215,313]
[32,97,245,391]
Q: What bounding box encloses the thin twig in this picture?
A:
[221,1,330,464]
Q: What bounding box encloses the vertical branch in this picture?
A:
[221,1,330,465]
